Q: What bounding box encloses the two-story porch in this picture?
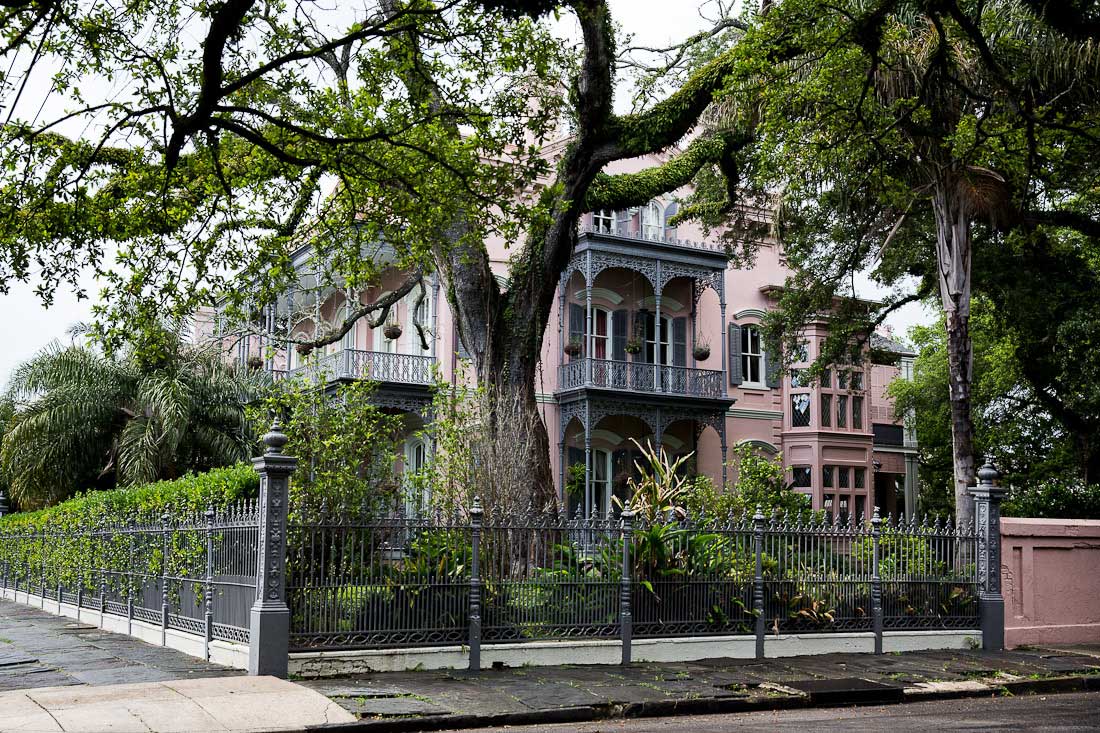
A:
[553,214,735,515]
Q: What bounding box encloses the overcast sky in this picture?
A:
[0,0,932,388]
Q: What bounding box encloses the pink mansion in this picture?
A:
[202,152,919,520]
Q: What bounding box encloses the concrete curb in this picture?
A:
[301,674,1100,732]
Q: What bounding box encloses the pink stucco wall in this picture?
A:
[1001,518,1100,648]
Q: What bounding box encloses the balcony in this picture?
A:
[283,349,434,387]
[558,358,726,400]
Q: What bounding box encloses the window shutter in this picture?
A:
[765,340,781,388]
[568,303,585,358]
[672,317,687,366]
[636,311,652,364]
[728,323,743,385]
[612,309,628,361]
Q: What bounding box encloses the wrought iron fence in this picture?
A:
[0,503,259,652]
[560,357,726,399]
[284,501,979,661]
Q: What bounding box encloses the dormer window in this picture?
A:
[593,209,615,234]
[641,201,663,240]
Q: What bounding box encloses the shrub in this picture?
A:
[0,464,258,532]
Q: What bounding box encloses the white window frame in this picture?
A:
[641,201,663,240]
[741,325,765,387]
[590,306,613,361]
[403,289,432,356]
[591,448,612,516]
[645,313,672,366]
[593,209,615,234]
[403,437,428,515]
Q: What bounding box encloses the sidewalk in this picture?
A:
[0,599,355,731]
[301,645,1100,731]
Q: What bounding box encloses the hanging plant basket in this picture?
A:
[384,323,403,340]
[246,355,264,371]
[625,338,643,355]
[693,345,711,361]
[564,338,583,357]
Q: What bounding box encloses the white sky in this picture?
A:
[0,0,931,389]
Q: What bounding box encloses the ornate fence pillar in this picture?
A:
[468,497,483,673]
[969,458,1007,651]
[620,504,634,665]
[249,419,297,677]
[871,508,884,654]
[753,505,766,659]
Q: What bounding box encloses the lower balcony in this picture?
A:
[284,349,435,387]
[558,357,726,400]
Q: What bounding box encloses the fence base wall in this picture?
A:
[0,589,249,670]
[288,630,981,677]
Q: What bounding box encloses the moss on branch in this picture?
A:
[584,132,746,211]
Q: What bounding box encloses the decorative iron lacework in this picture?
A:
[562,249,725,299]
[558,396,727,443]
[212,623,250,644]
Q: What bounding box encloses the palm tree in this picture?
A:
[1,326,263,509]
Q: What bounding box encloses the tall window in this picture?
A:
[791,394,811,427]
[837,395,848,428]
[592,448,612,515]
[593,209,615,234]
[822,465,834,489]
[591,307,611,360]
[821,394,832,427]
[406,291,431,356]
[741,325,764,386]
[641,201,663,239]
[644,313,671,365]
[403,437,428,514]
[852,395,864,429]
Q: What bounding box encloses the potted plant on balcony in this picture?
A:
[383,316,402,340]
[625,337,642,355]
[563,337,583,357]
[693,339,711,361]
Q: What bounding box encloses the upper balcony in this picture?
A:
[557,357,730,404]
[274,349,434,388]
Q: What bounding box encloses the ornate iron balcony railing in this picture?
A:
[288,349,434,386]
[558,357,726,399]
[579,223,727,255]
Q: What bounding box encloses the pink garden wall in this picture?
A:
[1001,518,1100,648]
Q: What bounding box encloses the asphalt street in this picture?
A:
[436,691,1100,732]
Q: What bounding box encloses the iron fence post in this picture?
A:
[753,505,765,659]
[76,520,84,621]
[204,505,215,661]
[127,519,135,634]
[40,527,46,608]
[871,507,883,654]
[969,458,1007,651]
[620,503,634,665]
[97,521,106,625]
[249,419,297,678]
[161,512,171,645]
[468,496,483,673]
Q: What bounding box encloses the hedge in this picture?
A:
[0,464,259,532]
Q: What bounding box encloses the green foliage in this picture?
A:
[1003,478,1100,520]
[252,370,405,515]
[615,439,692,522]
[0,465,258,532]
[853,531,935,578]
[685,444,812,519]
[891,300,1083,516]
[1,328,261,509]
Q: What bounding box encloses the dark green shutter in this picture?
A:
[612,309,628,361]
[636,311,653,364]
[568,303,585,359]
[728,323,743,385]
[672,317,687,366]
